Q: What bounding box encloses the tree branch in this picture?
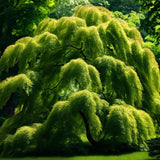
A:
[52,64,64,67]
[66,42,90,61]
[74,78,81,88]
[45,79,63,91]
[106,46,114,52]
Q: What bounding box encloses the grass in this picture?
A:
[0,152,154,160]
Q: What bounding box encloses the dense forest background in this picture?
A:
[0,0,160,158]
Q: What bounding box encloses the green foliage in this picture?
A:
[136,0,160,45]
[73,26,104,58]
[68,90,103,139]
[95,56,143,107]
[43,90,107,139]
[73,5,111,26]
[0,5,159,156]
[130,42,160,112]
[144,37,160,66]
[1,91,155,156]
[2,124,41,156]
[105,101,155,151]
[60,59,102,94]
[32,90,109,155]
[113,11,145,28]
[0,74,33,109]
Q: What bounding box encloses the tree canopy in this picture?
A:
[0,5,159,157]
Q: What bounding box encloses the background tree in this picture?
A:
[89,0,109,7]
[0,5,159,157]
[0,0,58,56]
[108,0,141,14]
[113,10,145,28]
[136,0,160,45]
[142,37,160,70]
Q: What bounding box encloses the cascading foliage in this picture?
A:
[0,5,159,156]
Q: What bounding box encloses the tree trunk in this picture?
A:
[80,111,98,145]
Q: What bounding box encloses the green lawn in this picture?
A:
[0,152,155,160]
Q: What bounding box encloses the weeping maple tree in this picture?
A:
[0,5,159,157]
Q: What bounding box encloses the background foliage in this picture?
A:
[136,0,160,45]
[0,0,57,55]
[108,0,140,14]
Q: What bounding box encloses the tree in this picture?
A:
[136,0,160,45]
[108,0,140,14]
[0,0,57,55]
[0,5,159,157]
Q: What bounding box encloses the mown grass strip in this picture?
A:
[0,152,153,160]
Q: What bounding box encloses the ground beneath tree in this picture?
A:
[0,152,155,160]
